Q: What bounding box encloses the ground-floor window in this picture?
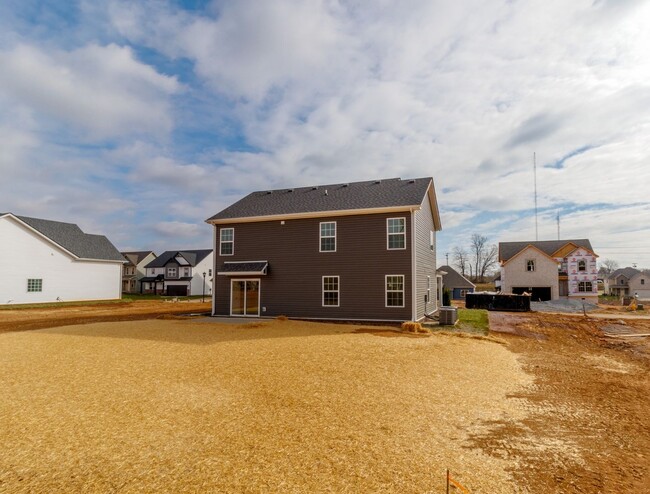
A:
[322,276,339,307]
[459,289,468,298]
[386,275,405,307]
[27,278,42,292]
[578,281,593,292]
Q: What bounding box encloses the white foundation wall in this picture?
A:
[0,217,122,305]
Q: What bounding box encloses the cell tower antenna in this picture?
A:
[534,152,538,241]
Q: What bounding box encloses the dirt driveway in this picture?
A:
[484,311,650,492]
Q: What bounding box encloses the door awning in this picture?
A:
[218,261,268,276]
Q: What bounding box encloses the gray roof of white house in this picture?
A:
[207,177,435,222]
[607,267,641,281]
[12,214,124,262]
[437,265,475,289]
[145,250,212,268]
[499,239,594,262]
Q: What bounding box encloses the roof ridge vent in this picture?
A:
[374,180,381,184]
[312,186,318,190]
[342,183,349,187]
[266,191,272,194]
[409,179,415,184]
[287,189,294,192]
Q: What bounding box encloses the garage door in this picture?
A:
[166,285,188,296]
[512,286,552,301]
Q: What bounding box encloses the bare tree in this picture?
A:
[470,233,498,283]
[599,259,619,276]
[452,246,469,276]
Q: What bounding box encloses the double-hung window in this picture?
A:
[578,260,586,272]
[386,275,405,307]
[579,281,592,292]
[320,222,336,252]
[167,267,177,278]
[220,228,234,256]
[322,276,339,307]
[387,218,406,250]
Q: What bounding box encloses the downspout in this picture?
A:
[211,224,217,316]
[411,209,417,321]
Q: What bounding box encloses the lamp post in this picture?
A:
[202,272,206,303]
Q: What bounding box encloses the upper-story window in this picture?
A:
[526,260,535,272]
[641,279,645,285]
[183,267,190,277]
[220,228,234,256]
[578,260,586,272]
[320,222,336,252]
[429,231,434,251]
[387,218,406,250]
[167,267,177,278]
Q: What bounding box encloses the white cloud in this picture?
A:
[0,43,180,138]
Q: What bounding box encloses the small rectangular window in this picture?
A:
[322,276,339,306]
[641,279,645,285]
[183,267,190,277]
[208,269,212,277]
[526,260,535,272]
[320,222,336,252]
[220,228,234,256]
[429,231,434,251]
[27,279,43,292]
[386,275,405,307]
[167,267,177,278]
[387,218,406,250]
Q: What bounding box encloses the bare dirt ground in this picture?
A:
[1,303,649,492]
[484,311,650,492]
[0,299,212,333]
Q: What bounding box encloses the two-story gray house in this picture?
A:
[206,177,442,321]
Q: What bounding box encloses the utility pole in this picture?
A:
[534,152,538,241]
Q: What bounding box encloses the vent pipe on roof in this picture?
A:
[409,179,415,184]
[325,189,328,196]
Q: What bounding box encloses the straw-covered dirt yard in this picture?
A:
[1,303,649,493]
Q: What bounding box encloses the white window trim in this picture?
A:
[385,274,405,308]
[220,227,234,256]
[322,275,340,307]
[319,221,337,253]
[387,217,407,250]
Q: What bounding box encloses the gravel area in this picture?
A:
[0,319,532,493]
[531,299,599,314]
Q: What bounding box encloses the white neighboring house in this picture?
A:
[0,213,125,305]
[141,250,213,297]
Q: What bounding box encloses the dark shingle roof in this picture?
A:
[437,265,475,289]
[607,267,641,281]
[499,239,594,262]
[145,250,212,268]
[15,215,124,262]
[207,177,435,222]
[121,251,155,266]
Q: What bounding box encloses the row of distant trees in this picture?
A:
[449,238,647,283]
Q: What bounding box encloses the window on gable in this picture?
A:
[526,260,535,272]
[320,222,336,252]
[322,276,339,306]
[578,260,586,272]
[579,281,593,292]
[220,228,234,256]
[387,218,406,250]
[27,278,42,292]
[167,267,177,278]
[386,275,405,307]
[641,279,645,285]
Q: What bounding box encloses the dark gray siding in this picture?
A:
[414,191,438,320]
[214,212,413,320]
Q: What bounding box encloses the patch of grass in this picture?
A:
[456,308,489,335]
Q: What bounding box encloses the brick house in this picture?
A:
[206,178,442,321]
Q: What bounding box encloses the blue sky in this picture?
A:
[1,0,649,268]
